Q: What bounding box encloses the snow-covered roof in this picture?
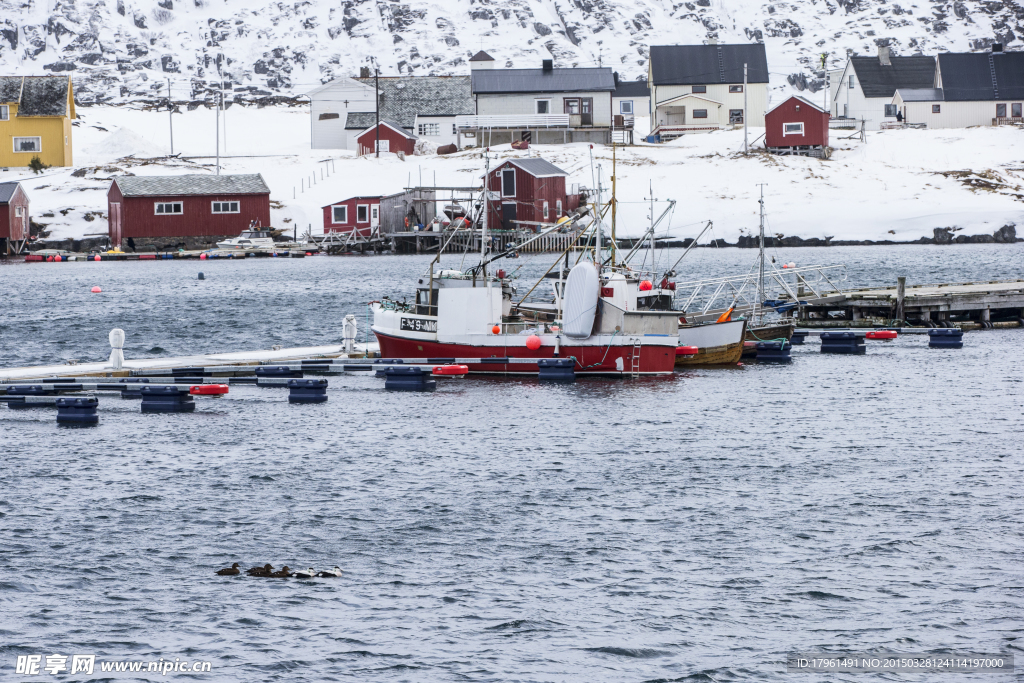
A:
[472,68,615,94]
[499,158,567,178]
[112,174,270,197]
[649,44,768,85]
[849,56,935,99]
[0,76,72,116]
[896,88,945,102]
[351,76,473,128]
[938,51,1024,101]
[0,181,22,204]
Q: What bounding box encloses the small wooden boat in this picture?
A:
[745,322,794,342]
[676,319,746,366]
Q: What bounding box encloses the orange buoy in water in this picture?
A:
[90,286,102,293]
[432,364,469,377]
[492,325,501,334]
[54,254,63,262]
[676,346,698,356]
[46,255,54,262]
[190,384,229,395]
[526,334,542,350]
[866,330,898,340]
[94,254,101,261]
[639,280,653,291]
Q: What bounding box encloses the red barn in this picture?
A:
[0,181,30,255]
[322,196,381,236]
[486,158,581,232]
[107,174,271,251]
[765,96,830,157]
[357,120,417,157]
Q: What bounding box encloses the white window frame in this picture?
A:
[729,109,744,124]
[556,199,562,217]
[619,100,633,115]
[154,202,183,215]
[536,99,552,114]
[884,104,898,117]
[211,201,240,214]
[782,122,805,136]
[15,206,25,217]
[1013,103,1023,118]
[501,168,516,198]
[0,105,8,121]
[356,204,369,223]
[729,85,744,93]
[849,75,855,89]
[692,109,708,119]
[332,205,348,224]
[417,122,440,136]
[543,200,549,220]
[13,137,41,153]
[692,85,707,94]
[375,139,389,153]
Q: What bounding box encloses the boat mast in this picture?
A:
[757,183,767,323]
[594,166,604,268]
[610,142,616,268]
[480,149,489,279]
[648,181,655,281]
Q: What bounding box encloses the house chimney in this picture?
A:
[613,71,620,87]
[542,59,553,72]
[878,45,891,66]
[992,42,1003,52]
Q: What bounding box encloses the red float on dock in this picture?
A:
[866,330,898,340]
[189,384,229,395]
[432,365,470,377]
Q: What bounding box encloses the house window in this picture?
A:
[884,104,898,117]
[375,139,389,152]
[783,122,805,135]
[729,85,743,93]
[563,98,580,114]
[556,199,562,217]
[13,137,41,153]
[996,103,1006,117]
[849,75,855,88]
[357,204,369,222]
[501,168,516,197]
[692,85,707,94]
[729,109,744,124]
[693,109,708,119]
[536,99,551,114]
[0,105,8,120]
[15,206,24,217]
[932,104,941,114]
[453,123,458,135]
[332,205,347,223]
[211,201,239,213]
[1013,103,1023,118]
[154,202,183,214]
[543,200,549,220]
[619,100,633,115]
[417,122,439,136]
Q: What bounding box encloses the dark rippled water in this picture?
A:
[1,245,1022,682]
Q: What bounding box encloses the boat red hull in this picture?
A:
[374,330,675,376]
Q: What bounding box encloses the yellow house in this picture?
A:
[0,75,75,168]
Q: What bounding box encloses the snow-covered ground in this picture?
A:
[3,105,1022,244]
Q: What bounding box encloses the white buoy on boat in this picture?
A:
[342,314,358,353]
[108,328,125,370]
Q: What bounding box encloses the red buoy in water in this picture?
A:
[492,325,501,334]
[526,334,542,350]
[200,253,208,260]
[639,280,653,291]
[46,255,54,262]
[54,254,62,262]
[676,346,698,356]
[91,286,102,293]
[866,330,898,340]
[94,254,101,261]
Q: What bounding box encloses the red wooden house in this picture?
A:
[0,181,30,255]
[357,120,418,157]
[486,158,580,231]
[322,196,381,236]
[765,96,830,157]
[107,174,271,250]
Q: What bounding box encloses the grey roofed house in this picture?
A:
[471,67,615,94]
[0,75,73,116]
[848,56,936,98]
[613,79,650,98]
[469,51,495,62]
[505,158,567,177]
[0,181,23,204]
[649,44,768,85]
[346,76,472,130]
[938,51,1024,101]
[896,88,945,102]
[112,174,271,197]
[354,118,418,139]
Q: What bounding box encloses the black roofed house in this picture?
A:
[892,45,1024,129]
[107,174,271,251]
[460,61,616,146]
[0,75,76,168]
[307,76,473,151]
[612,76,650,122]
[830,46,935,129]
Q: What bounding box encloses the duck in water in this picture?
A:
[269,566,292,578]
[316,566,343,578]
[216,563,240,576]
[246,564,273,577]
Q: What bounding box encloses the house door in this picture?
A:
[370,205,379,230]
[12,206,25,240]
[580,97,593,126]
[502,202,517,231]
[109,202,122,247]
[376,139,389,153]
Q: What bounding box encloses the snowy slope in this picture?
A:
[4,105,1021,243]
[0,0,1019,104]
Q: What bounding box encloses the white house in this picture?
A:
[830,47,935,130]
[647,42,769,140]
[612,77,649,120]
[307,77,377,150]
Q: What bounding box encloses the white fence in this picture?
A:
[456,115,571,130]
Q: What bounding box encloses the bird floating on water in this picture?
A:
[293,567,316,579]
[216,562,240,576]
[246,564,273,577]
[317,566,343,578]
[269,566,292,578]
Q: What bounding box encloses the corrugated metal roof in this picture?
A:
[897,88,945,102]
[650,44,769,85]
[351,76,473,128]
[0,181,21,204]
[472,68,615,94]
[113,174,270,197]
[0,76,23,104]
[849,56,935,98]
[505,158,567,177]
[939,51,1024,101]
[613,80,650,98]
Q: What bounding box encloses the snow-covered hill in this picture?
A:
[0,0,1019,104]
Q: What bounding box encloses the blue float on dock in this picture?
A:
[288,378,329,403]
[119,377,150,398]
[255,366,304,379]
[6,385,56,408]
[755,341,792,363]
[538,358,576,381]
[928,328,964,349]
[790,330,809,345]
[56,397,99,425]
[140,386,196,413]
[384,367,436,392]
[820,331,866,355]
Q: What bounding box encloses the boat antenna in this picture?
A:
[757,183,767,324]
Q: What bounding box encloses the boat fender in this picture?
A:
[432,365,469,377]
[525,335,542,350]
[190,384,229,396]
[675,346,698,356]
[492,325,501,334]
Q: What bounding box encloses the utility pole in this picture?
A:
[821,52,828,114]
[167,79,174,155]
[215,88,221,175]
[756,183,767,322]
[743,63,748,155]
[374,67,380,158]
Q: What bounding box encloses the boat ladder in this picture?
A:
[630,339,642,378]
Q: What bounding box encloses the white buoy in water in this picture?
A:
[342,314,358,354]
[109,328,125,370]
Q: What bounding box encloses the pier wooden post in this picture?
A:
[896,276,906,322]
